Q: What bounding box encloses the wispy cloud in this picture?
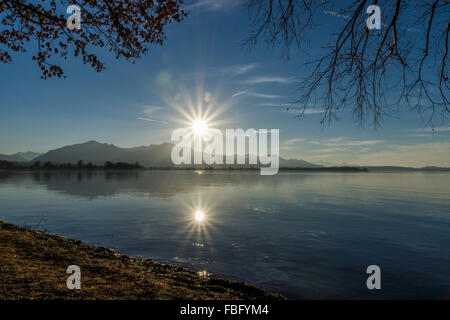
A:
[283,138,306,145]
[224,63,258,77]
[232,89,251,97]
[286,108,324,115]
[142,105,163,115]
[352,142,450,167]
[258,102,293,107]
[247,92,282,99]
[184,0,244,11]
[309,137,383,147]
[322,140,384,147]
[327,137,345,142]
[183,63,257,82]
[412,133,440,137]
[232,90,282,99]
[137,117,168,125]
[416,126,450,133]
[323,10,350,20]
[243,76,296,85]
[313,147,349,153]
[306,142,450,167]
[308,138,383,155]
[139,105,168,124]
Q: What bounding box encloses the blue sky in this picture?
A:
[0,0,449,166]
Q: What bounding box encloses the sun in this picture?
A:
[192,119,207,135]
[195,210,205,222]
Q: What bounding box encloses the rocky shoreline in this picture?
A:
[0,221,284,300]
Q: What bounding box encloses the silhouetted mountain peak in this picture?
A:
[0,154,27,162]
[86,140,101,145]
[0,151,43,162]
[79,140,113,147]
[31,141,321,168]
[15,151,42,161]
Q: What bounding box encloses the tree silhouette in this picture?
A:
[246,0,449,126]
[0,0,186,78]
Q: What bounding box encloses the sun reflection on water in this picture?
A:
[173,195,224,273]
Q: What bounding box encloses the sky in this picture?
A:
[0,0,449,167]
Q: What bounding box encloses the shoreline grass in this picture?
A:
[0,221,284,300]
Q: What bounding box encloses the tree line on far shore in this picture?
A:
[0,160,143,170]
[0,159,371,172]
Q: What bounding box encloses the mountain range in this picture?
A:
[28,140,321,168]
[3,141,449,170]
[0,151,42,162]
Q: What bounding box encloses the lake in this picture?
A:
[0,170,449,299]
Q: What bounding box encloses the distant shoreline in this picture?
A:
[0,221,284,300]
[2,159,449,172]
[0,166,369,172]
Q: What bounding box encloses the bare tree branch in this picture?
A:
[247,0,449,127]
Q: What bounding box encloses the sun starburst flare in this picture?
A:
[192,119,207,135]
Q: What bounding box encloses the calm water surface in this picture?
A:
[0,170,449,299]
